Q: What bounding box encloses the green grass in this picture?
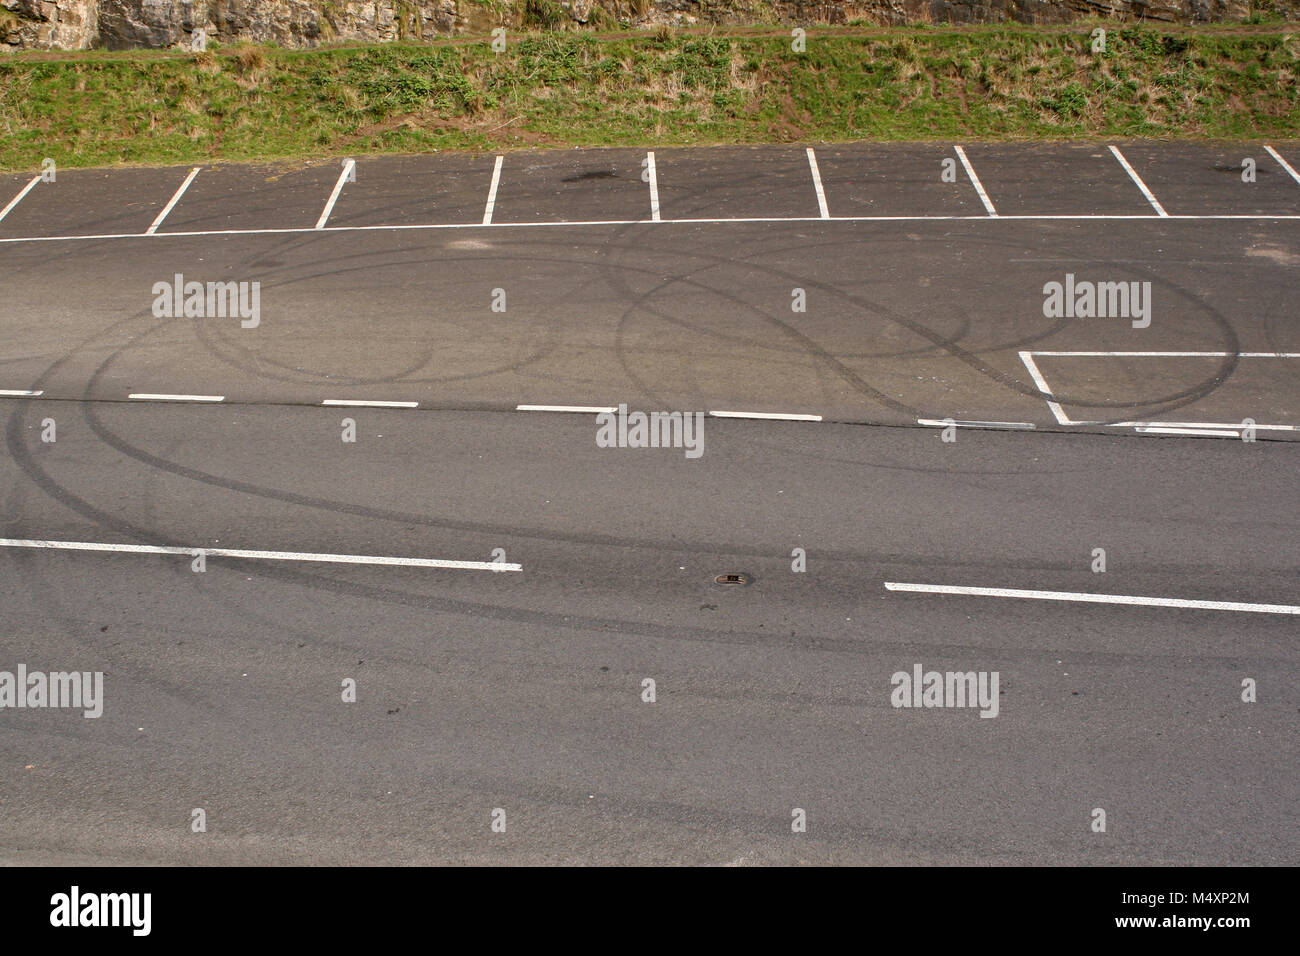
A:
[0,26,1296,170]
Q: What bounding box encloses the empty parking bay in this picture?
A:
[958,143,1157,216]
[0,167,182,237]
[1111,143,1300,217]
[654,146,823,220]
[157,162,346,233]
[491,149,652,224]
[812,144,990,218]
[323,153,499,227]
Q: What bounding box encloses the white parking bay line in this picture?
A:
[1108,145,1168,217]
[0,538,522,572]
[6,213,1300,246]
[517,404,618,414]
[0,175,41,224]
[483,156,504,225]
[710,410,823,422]
[0,389,43,397]
[1263,145,1300,186]
[953,146,997,217]
[128,393,224,402]
[806,148,830,219]
[322,399,419,408]
[1017,351,1073,425]
[147,167,201,235]
[315,158,355,230]
[884,581,1300,615]
[646,151,661,222]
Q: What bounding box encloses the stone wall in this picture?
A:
[2,0,1294,51]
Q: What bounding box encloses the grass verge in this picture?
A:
[0,26,1296,170]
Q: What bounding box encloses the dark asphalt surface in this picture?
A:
[0,143,1296,864]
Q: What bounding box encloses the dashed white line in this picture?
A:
[483,156,504,225]
[953,146,997,217]
[1109,145,1168,217]
[709,410,823,422]
[884,581,1300,615]
[1114,420,1295,431]
[517,404,618,414]
[0,538,521,572]
[1263,145,1300,186]
[0,389,43,397]
[806,147,830,219]
[0,175,41,224]
[321,399,419,408]
[646,151,661,222]
[128,393,224,402]
[315,158,355,230]
[917,419,1035,430]
[147,166,201,235]
[1136,426,1241,437]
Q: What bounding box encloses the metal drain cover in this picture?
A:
[714,572,751,586]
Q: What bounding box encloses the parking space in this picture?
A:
[1111,144,1300,217]
[0,167,180,237]
[1023,352,1300,430]
[812,143,987,217]
[491,149,651,224]
[959,143,1156,217]
[654,146,822,220]
[2,142,1299,241]
[157,162,346,233]
[324,153,499,227]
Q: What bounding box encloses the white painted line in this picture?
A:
[0,538,521,572]
[128,393,224,402]
[1136,426,1240,437]
[806,147,830,219]
[1263,145,1300,186]
[0,175,41,224]
[646,151,661,222]
[1017,351,1072,425]
[483,156,504,225]
[917,419,1035,430]
[1108,145,1168,217]
[0,389,44,397]
[1030,351,1300,358]
[1113,420,1296,431]
[953,146,997,217]
[7,213,1300,245]
[709,410,823,422]
[147,167,201,235]
[516,404,618,414]
[315,159,355,230]
[884,581,1300,615]
[321,399,419,409]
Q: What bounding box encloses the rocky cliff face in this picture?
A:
[2,0,1294,51]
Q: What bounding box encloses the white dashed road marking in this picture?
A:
[885,581,1300,615]
[128,393,224,402]
[321,399,419,408]
[0,538,522,572]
